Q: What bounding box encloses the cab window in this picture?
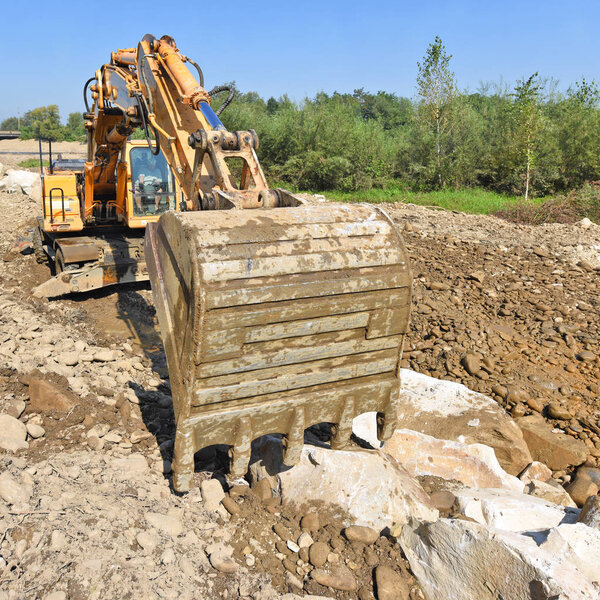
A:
[130,148,176,216]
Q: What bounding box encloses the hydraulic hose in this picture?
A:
[83,77,96,113]
[208,85,235,116]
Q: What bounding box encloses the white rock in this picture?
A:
[298,532,313,548]
[0,471,32,505]
[93,349,119,362]
[161,547,175,565]
[287,540,300,553]
[26,423,45,439]
[519,461,552,484]
[578,217,593,229]
[383,429,523,492]
[0,169,38,194]
[354,370,532,476]
[453,488,579,532]
[0,414,27,442]
[541,523,600,584]
[249,435,438,530]
[111,453,149,476]
[50,530,67,550]
[200,479,225,511]
[0,436,29,452]
[400,518,599,600]
[145,511,183,538]
[137,529,159,552]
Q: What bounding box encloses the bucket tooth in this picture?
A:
[230,417,252,477]
[330,398,355,450]
[145,204,412,492]
[282,407,305,467]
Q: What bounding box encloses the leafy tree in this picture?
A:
[510,73,543,199]
[416,36,456,186]
[64,112,86,141]
[20,105,64,141]
[0,116,19,130]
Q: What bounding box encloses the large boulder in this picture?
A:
[248,435,438,530]
[0,169,39,194]
[540,523,600,584]
[355,370,532,475]
[453,487,579,532]
[400,518,600,600]
[382,429,523,492]
[517,414,589,470]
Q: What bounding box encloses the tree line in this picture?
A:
[4,37,600,197]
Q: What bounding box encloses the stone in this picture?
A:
[26,423,45,439]
[384,430,523,492]
[518,461,552,484]
[209,551,238,574]
[145,512,183,537]
[566,472,599,507]
[526,480,577,507]
[429,490,456,512]
[577,350,596,362]
[0,414,27,442]
[0,471,32,505]
[343,526,379,545]
[526,397,544,412]
[93,349,119,362]
[5,400,25,419]
[111,453,149,476]
[577,466,600,486]
[400,519,598,600]
[356,370,532,475]
[547,402,572,420]
[287,540,300,553]
[577,494,600,529]
[28,376,77,412]
[309,541,329,567]
[453,487,579,532]
[312,565,356,592]
[375,565,409,600]
[461,353,481,376]
[201,479,225,511]
[0,436,28,452]
[161,547,175,565]
[249,435,438,530]
[517,414,588,470]
[221,496,241,515]
[540,523,600,584]
[0,169,38,194]
[297,532,313,548]
[50,530,67,550]
[136,530,158,552]
[301,512,320,531]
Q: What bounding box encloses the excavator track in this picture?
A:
[145,203,412,492]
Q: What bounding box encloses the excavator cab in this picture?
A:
[126,143,179,227]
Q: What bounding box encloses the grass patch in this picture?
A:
[320,185,543,216]
[18,158,47,168]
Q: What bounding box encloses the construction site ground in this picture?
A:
[0,141,599,599]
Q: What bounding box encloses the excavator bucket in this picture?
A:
[144,203,412,492]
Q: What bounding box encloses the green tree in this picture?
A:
[64,112,86,141]
[20,105,64,141]
[510,73,543,199]
[0,116,19,130]
[416,36,456,186]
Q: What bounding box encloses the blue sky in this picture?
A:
[0,0,598,123]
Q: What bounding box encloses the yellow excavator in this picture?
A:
[41,34,413,490]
